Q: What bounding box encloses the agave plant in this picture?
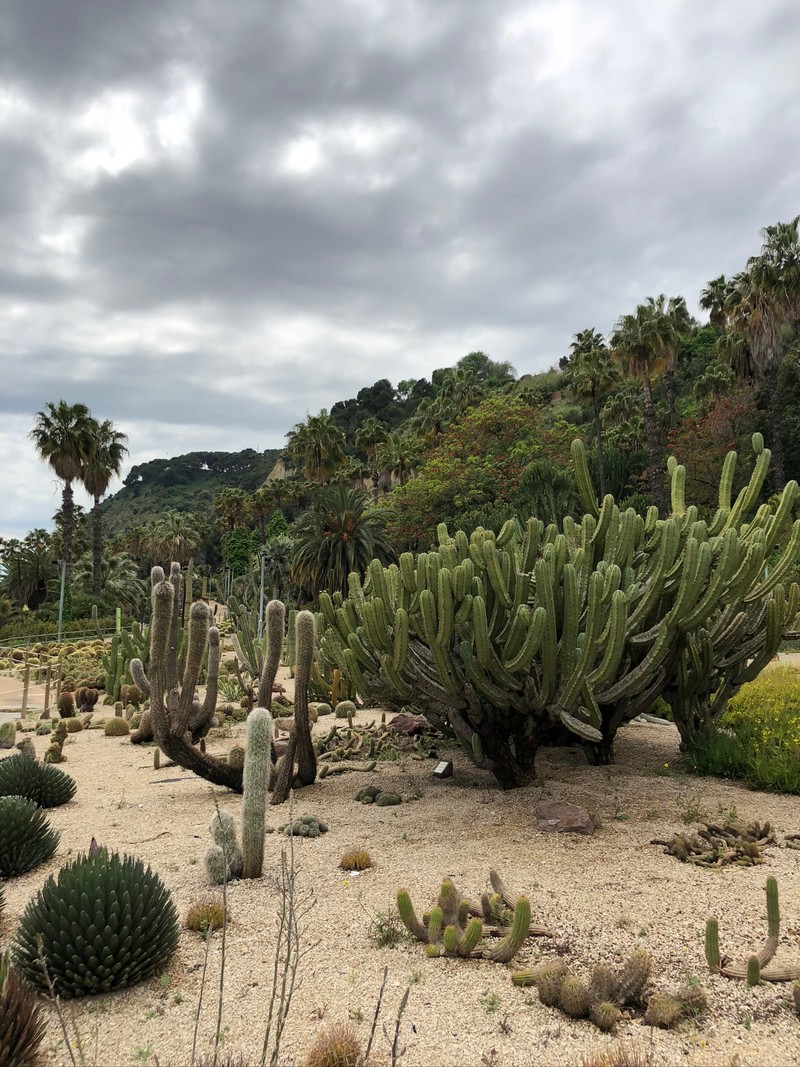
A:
[0,796,59,878]
[0,754,77,808]
[0,952,46,1067]
[14,847,180,998]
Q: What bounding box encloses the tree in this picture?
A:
[699,274,731,331]
[29,401,95,566]
[290,485,395,598]
[285,410,346,485]
[354,417,388,472]
[213,487,251,533]
[610,301,684,511]
[70,551,145,613]
[719,217,800,488]
[455,351,516,387]
[0,536,57,610]
[377,432,420,487]
[646,294,693,428]
[562,329,618,498]
[154,511,205,564]
[82,419,128,596]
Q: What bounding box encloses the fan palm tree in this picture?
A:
[0,538,58,610]
[646,294,693,428]
[29,401,95,566]
[699,275,731,331]
[285,410,347,485]
[70,551,145,613]
[82,419,128,595]
[213,487,251,533]
[409,395,453,439]
[562,329,618,498]
[290,485,395,598]
[377,432,420,487]
[610,300,684,511]
[354,417,388,473]
[154,511,205,564]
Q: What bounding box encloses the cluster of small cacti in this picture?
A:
[516,951,706,1031]
[0,951,46,1067]
[653,820,774,868]
[314,720,400,768]
[0,752,76,807]
[397,871,549,964]
[0,722,15,749]
[75,685,100,712]
[706,876,800,982]
[354,785,402,806]
[318,436,800,786]
[102,621,151,703]
[43,719,67,763]
[268,814,329,838]
[13,844,179,998]
[0,795,59,877]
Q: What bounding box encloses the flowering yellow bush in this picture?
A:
[723,665,800,754]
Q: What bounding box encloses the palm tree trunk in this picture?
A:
[641,376,664,511]
[765,363,786,489]
[61,480,75,565]
[92,495,103,596]
[592,392,607,499]
[663,367,676,429]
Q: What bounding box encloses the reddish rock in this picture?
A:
[537,800,595,836]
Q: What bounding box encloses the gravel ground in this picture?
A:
[2,668,800,1067]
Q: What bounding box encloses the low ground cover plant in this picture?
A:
[687,666,800,793]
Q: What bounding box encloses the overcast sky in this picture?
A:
[1,0,798,541]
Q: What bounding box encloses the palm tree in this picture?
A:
[260,535,294,601]
[646,294,693,428]
[699,275,731,331]
[285,410,347,485]
[562,329,618,498]
[719,217,800,488]
[377,432,420,487]
[155,511,205,564]
[70,551,145,613]
[692,361,735,410]
[0,538,58,610]
[29,401,95,566]
[354,417,388,473]
[213,487,251,533]
[82,418,128,595]
[290,485,396,598]
[409,395,453,439]
[439,366,486,415]
[611,300,686,511]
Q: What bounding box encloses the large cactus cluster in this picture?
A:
[135,565,316,801]
[319,435,800,787]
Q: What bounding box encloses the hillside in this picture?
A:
[99,448,282,535]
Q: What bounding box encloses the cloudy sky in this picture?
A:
[1,0,798,540]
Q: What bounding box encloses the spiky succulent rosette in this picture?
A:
[14,848,179,999]
[0,796,59,878]
[0,753,77,807]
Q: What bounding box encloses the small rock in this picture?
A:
[433,760,453,779]
[388,712,429,737]
[537,800,595,836]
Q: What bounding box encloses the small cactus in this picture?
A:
[340,849,373,872]
[104,718,130,737]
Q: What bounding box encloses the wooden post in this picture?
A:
[44,664,52,714]
[21,660,30,717]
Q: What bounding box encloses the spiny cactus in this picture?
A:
[241,708,273,878]
[0,796,59,877]
[271,608,317,805]
[104,716,130,736]
[0,753,76,808]
[397,871,549,964]
[319,436,800,786]
[13,847,179,998]
[0,952,46,1067]
[706,876,800,981]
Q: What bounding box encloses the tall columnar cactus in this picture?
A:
[319,436,800,787]
[241,708,272,878]
[271,607,318,805]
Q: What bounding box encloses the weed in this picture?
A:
[309,1004,328,1020]
[348,1007,364,1023]
[718,802,739,826]
[612,800,630,821]
[741,1011,751,1031]
[172,991,183,1006]
[481,1049,500,1067]
[408,970,423,985]
[498,1013,513,1035]
[133,1043,155,1063]
[368,910,409,949]
[481,992,502,1014]
[676,789,706,824]
[638,926,649,938]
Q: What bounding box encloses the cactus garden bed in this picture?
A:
[2,666,800,1067]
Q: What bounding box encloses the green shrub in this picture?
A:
[687,666,800,794]
[0,754,76,807]
[13,848,179,998]
[0,796,59,878]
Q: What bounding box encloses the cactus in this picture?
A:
[705,877,800,981]
[396,872,550,963]
[319,436,800,786]
[271,608,317,805]
[240,708,272,879]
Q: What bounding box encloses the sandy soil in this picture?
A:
[2,667,800,1067]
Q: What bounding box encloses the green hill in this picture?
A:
[100,448,282,536]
